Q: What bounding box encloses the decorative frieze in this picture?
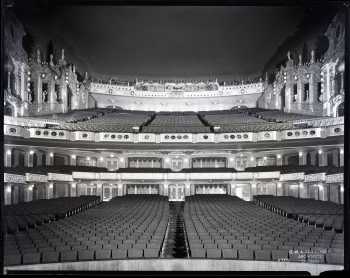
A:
[4,173,26,183]
[25,173,48,182]
[48,173,73,181]
[304,173,326,182]
[326,173,343,183]
[280,172,304,181]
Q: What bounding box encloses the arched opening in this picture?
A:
[337,102,344,117]
[67,86,73,110]
[287,155,299,166]
[32,153,38,167]
[315,35,329,60]
[4,102,14,116]
[280,85,286,111]
[53,155,67,166]
[306,152,312,166]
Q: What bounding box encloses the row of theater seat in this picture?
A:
[4,195,169,266]
[5,248,162,266]
[5,196,101,234]
[24,108,334,134]
[184,195,344,265]
[254,195,344,232]
[190,247,342,264]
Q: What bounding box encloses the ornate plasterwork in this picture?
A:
[304,173,326,182]
[25,173,48,182]
[326,173,343,183]
[4,173,26,183]
[48,173,73,181]
[279,172,304,181]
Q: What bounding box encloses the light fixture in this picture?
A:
[6,150,11,155]
[165,158,170,163]
[49,152,54,157]
[110,154,115,158]
[29,150,34,155]
[340,149,344,155]
[277,182,282,188]
[250,156,255,161]
[99,157,104,162]
[71,154,76,159]
[86,156,90,161]
[6,187,11,193]
[299,183,304,188]
[41,73,46,78]
[263,156,267,161]
[71,183,76,188]
[184,158,189,163]
[119,157,125,163]
[277,154,281,159]
[229,157,234,162]
[319,185,324,191]
[340,186,344,193]
[299,151,303,157]
[318,149,323,154]
[49,183,53,189]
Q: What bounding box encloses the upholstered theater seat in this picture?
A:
[143,248,159,258]
[128,248,143,258]
[78,250,95,261]
[95,249,111,260]
[42,251,60,263]
[254,250,271,261]
[4,254,22,266]
[111,249,127,259]
[22,252,41,264]
[206,248,221,259]
[238,249,254,260]
[191,248,206,258]
[60,250,78,262]
[222,248,238,259]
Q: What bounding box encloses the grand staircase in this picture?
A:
[163,202,188,258]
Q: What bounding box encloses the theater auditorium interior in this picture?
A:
[2,1,347,275]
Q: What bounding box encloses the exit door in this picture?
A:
[168,184,185,201]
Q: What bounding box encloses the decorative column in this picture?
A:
[24,184,34,202]
[340,183,344,204]
[299,182,307,199]
[184,181,191,197]
[339,148,344,167]
[5,148,12,167]
[250,181,257,201]
[25,150,34,167]
[319,183,326,201]
[298,151,307,166]
[96,182,103,201]
[46,151,54,166]
[276,154,283,166]
[163,182,169,197]
[4,184,12,205]
[318,149,327,167]
[47,183,54,199]
[70,154,77,166]
[276,182,283,196]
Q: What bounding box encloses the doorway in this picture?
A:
[168,184,185,201]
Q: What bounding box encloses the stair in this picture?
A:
[164,202,188,258]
